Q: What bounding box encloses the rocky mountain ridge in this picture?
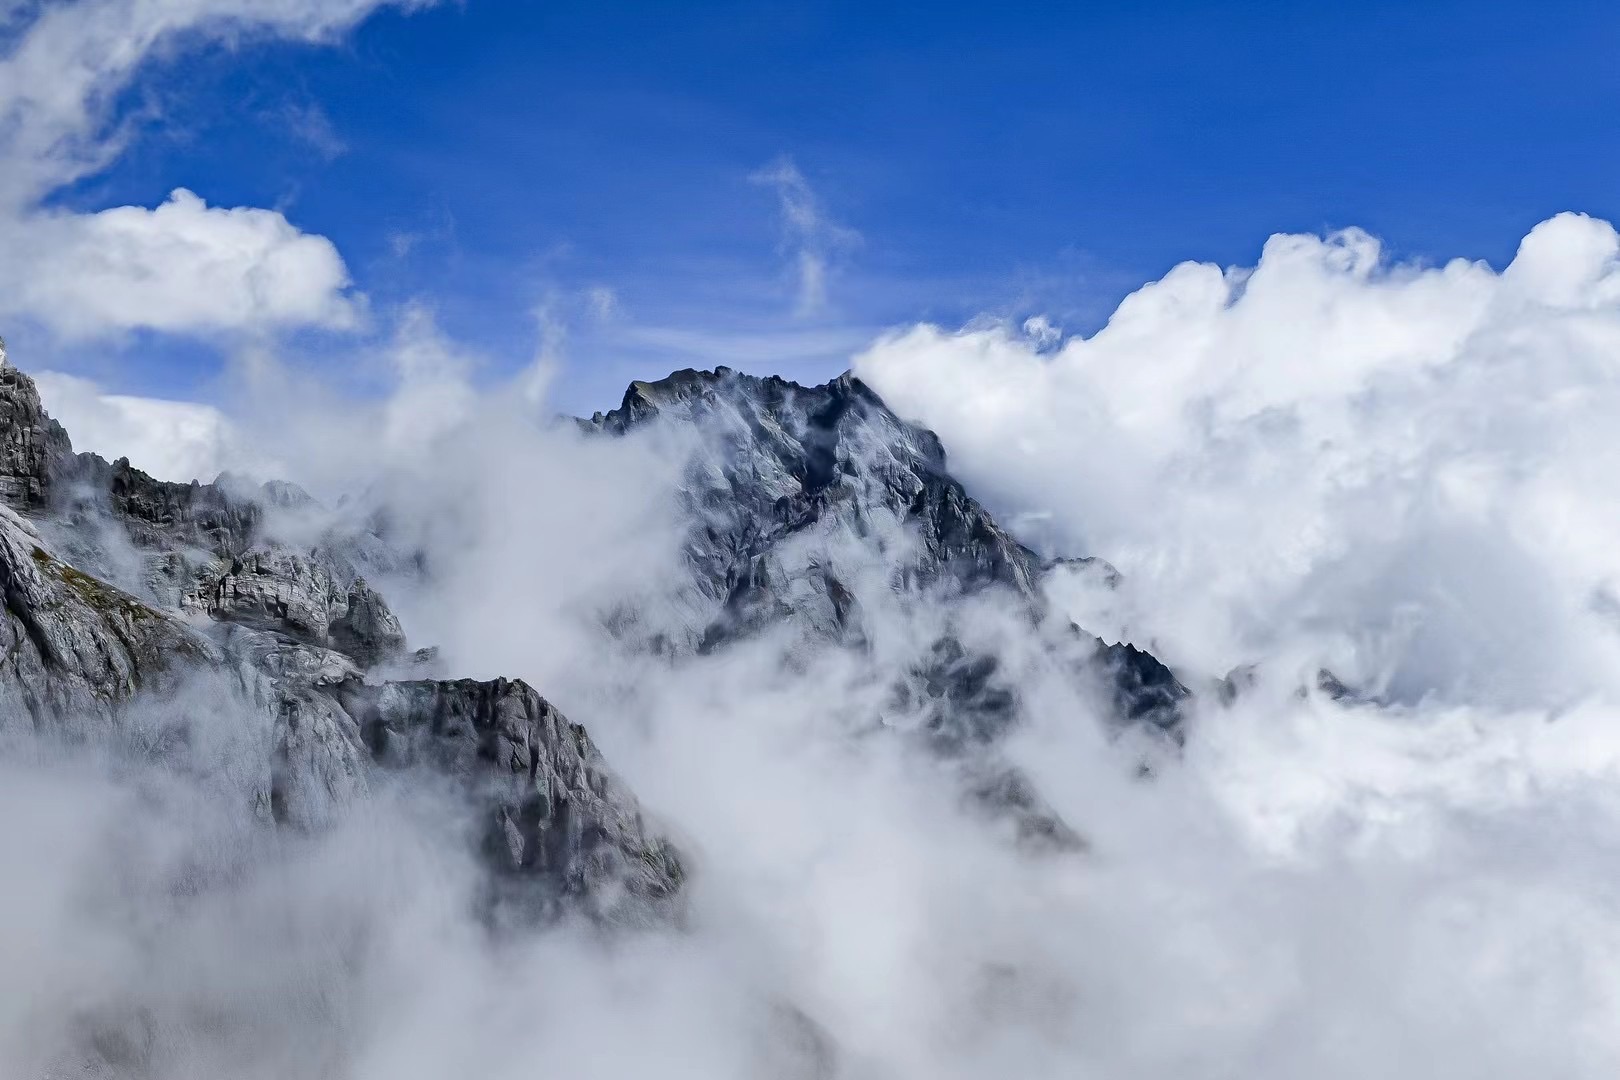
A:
[2,356,1188,922]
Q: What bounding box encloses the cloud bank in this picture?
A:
[14,189,360,339]
[858,212,1620,709]
[12,207,1620,1076]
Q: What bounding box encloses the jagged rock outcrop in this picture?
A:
[184,547,406,667]
[328,577,407,666]
[1,366,405,659]
[0,360,681,919]
[0,372,259,559]
[0,369,409,674]
[340,677,683,916]
[62,452,262,555]
[2,351,1192,918]
[588,366,1190,848]
[593,368,1039,620]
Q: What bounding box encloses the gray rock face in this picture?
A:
[339,677,683,915]
[588,367,1190,847]
[0,503,211,726]
[186,548,406,667]
[193,548,340,640]
[0,362,73,512]
[593,368,1039,623]
[0,360,680,918]
[590,366,1187,738]
[0,367,408,675]
[62,452,262,555]
[328,577,408,666]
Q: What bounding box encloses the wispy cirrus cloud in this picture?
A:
[751,156,861,318]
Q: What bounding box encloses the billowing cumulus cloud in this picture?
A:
[9,189,360,338]
[857,212,1620,708]
[0,0,434,338]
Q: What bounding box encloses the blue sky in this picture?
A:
[7,0,1620,415]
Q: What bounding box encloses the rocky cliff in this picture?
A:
[589,366,1187,743]
[0,361,681,920]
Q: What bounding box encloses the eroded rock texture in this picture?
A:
[342,677,683,916]
[0,504,210,724]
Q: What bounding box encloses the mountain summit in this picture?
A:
[589,366,1186,738]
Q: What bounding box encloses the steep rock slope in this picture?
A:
[340,677,683,918]
[0,503,211,723]
[0,361,681,915]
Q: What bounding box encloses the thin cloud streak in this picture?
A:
[751,156,862,318]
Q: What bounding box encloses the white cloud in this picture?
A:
[32,367,276,480]
[855,212,1620,710]
[213,327,1620,1074]
[750,157,861,317]
[7,188,361,338]
[4,13,1620,1069]
[0,0,435,338]
[276,99,348,161]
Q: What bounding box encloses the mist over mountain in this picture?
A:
[10,208,1620,1075]
[4,0,1620,1076]
[1,348,1191,1076]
